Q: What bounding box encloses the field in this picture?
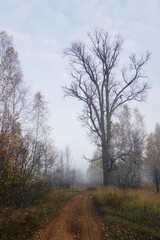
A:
[93,187,160,240]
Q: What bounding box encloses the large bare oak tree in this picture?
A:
[63,29,150,185]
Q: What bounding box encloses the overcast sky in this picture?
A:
[0,0,160,171]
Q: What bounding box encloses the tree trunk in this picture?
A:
[102,113,111,186]
[102,148,110,186]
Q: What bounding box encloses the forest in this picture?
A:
[0,29,159,240]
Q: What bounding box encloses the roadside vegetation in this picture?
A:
[93,187,160,240]
[0,189,78,240]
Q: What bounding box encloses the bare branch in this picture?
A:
[63,29,151,185]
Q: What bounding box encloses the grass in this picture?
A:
[0,188,78,240]
[93,186,160,240]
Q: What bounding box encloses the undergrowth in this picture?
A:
[0,189,77,240]
[93,187,160,240]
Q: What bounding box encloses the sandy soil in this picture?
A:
[33,192,109,240]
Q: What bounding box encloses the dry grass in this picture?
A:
[93,186,160,240]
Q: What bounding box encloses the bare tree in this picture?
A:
[63,29,150,185]
[56,146,74,187]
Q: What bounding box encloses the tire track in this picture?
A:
[33,192,108,240]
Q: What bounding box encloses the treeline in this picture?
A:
[87,105,160,192]
[0,31,78,208]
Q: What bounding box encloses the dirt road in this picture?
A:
[33,192,108,240]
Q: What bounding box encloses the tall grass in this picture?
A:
[93,187,160,240]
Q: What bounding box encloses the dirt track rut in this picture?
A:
[33,192,108,240]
